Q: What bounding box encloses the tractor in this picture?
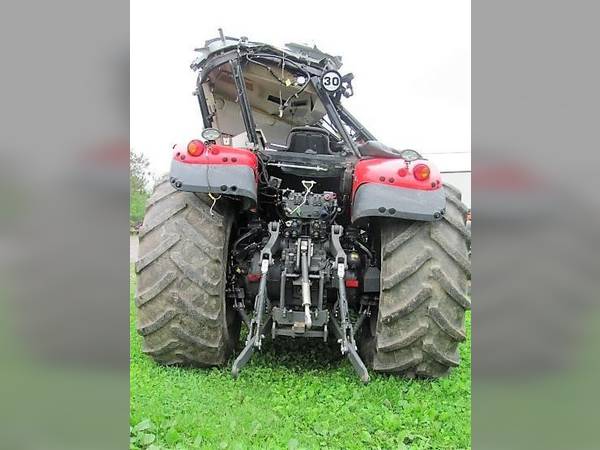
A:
[135,32,470,382]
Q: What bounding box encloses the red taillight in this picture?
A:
[413,164,430,181]
[187,139,205,156]
[397,167,408,177]
[345,279,359,288]
[246,273,261,282]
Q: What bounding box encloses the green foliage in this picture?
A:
[130,189,148,226]
[130,149,151,195]
[130,150,151,227]
[130,268,471,449]
[130,418,156,449]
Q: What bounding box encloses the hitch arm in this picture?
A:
[232,221,281,378]
[329,225,370,383]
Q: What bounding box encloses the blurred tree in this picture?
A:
[130,150,151,228]
[130,149,150,194]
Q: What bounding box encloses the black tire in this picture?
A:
[134,177,240,366]
[360,184,471,378]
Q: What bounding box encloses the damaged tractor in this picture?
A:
[135,32,471,383]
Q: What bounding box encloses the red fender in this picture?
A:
[352,157,442,197]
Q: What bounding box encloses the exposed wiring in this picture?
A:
[289,180,316,216]
[244,55,287,85]
[280,77,310,113]
[326,205,339,224]
[232,228,260,250]
[255,151,271,185]
[208,193,221,217]
[245,52,312,115]
[250,52,308,74]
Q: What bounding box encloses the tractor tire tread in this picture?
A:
[135,178,239,367]
[363,184,470,378]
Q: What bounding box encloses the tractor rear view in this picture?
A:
[135,32,470,382]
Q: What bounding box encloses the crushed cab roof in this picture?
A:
[191,35,343,72]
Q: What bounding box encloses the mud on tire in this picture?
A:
[360,184,471,378]
[134,177,240,366]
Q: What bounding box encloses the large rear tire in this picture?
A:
[360,185,471,378]
[134,177,240,366]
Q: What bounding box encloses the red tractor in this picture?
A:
[135,33,470,382]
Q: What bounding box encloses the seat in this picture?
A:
[287,127,330,155]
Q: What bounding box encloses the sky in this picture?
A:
[131,0,470,176]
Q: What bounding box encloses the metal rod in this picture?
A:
[235,304,251,329]
[337,274,351,334]
[230,59,260,147]
[232,318,272,378]
[329,316,370,383]
[195,78,213,129]
[253,266,268,348]
[312,76,361,158]
[337,104,376,141]
[346,342,370,384]
[231,222,280,380]
[353,310,367,337]
[278,273,321,279]
[279,269,287,309]
[232,335,255,378]
[318,272,324,311]
[267,162,328,172]
[300,242,312,329]
[295,240,301,273]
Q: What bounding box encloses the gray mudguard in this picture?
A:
[351,183,446,223]
[170,159,257,206]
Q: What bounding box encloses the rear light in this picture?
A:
[397,167,408,177]
[345,279,359,288]
[413,164,430,181]
[246,273,261,282]
[187,139,205,156]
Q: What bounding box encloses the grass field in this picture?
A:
[130,269,471,450]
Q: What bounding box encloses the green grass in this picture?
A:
[130,269,471,450]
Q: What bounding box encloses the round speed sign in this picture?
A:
[320,70,342,92]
